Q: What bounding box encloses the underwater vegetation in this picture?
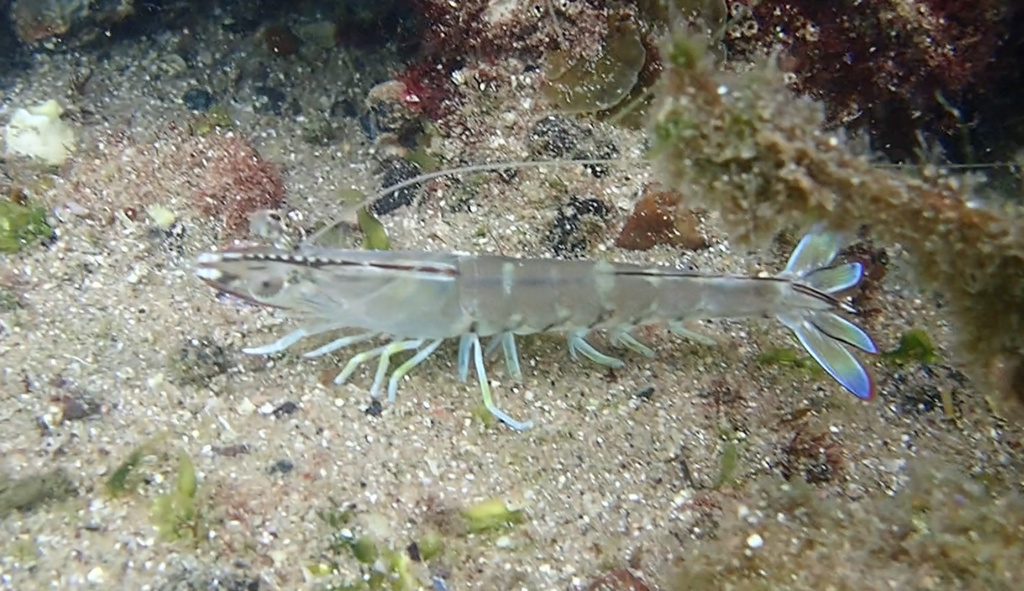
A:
[724,0,1016,162]
[649,27,1024,414]
[309,496,525,590]
[0,192,52,253]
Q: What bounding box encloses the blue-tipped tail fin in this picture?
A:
[778,311,876,399]
[776,232,878,400]
[780,231,843,278]
[803,263,863,295]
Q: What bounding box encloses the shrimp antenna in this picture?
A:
[306,157,639,246]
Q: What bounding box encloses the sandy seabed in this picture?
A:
[1,13,1022,591]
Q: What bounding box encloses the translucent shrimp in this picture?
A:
[195,231,877,430]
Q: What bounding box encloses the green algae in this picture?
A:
[0,198,52,253]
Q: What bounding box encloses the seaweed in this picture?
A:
[312,507,436,590]
[151,452,206,544]
[882,330,939,365]
[460,497,526,533]
[648,26,1024,413]
[357,207,392,251]
[105,445,149,497]
[0,197,53,253]
[309,495,526,590]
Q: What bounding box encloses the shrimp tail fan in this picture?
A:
[775,231,879,400]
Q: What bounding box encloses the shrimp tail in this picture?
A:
[776,232,879,400]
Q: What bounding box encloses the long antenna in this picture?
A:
[306,157,635,245]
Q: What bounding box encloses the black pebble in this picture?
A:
[549,196,610,257]
[365,399,384,417]
[272,401,299,418]
[182,88,215,111]
[528,115,586,159]
[370,157,422,216]
[254,85,287,115]
[268,459,294,475]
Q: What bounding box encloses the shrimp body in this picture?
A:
[461,256,835,335]
[196,232,877,429]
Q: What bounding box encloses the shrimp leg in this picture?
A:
[610,330,657,358]
[334,339,422,393]
[568,330,626,368]
[243,320,353,355]
[303,331,379,358]
[370,340,426,398]
[387,338,444,402]
[464,333,533,430]
[485,332,523,381]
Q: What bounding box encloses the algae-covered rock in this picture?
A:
[648,27,1024,413]
[542,15,646,113]
[0,469,77,518]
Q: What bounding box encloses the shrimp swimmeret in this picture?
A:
[195,231,878,430]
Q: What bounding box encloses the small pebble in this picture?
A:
[236,398,256,416]
[549,196,610,257]
[406,542,421,561]
[371,157,422,215]
[264,24,301,56]
[633,386,655,400]
[746,533,764,548]
[528,115,586,159]
[254,85,289,115]
[86,566,105,583]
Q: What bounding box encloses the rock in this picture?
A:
[528,115,588,159]
[616,186,707,251]
[182,88,215,112]
[585,569,650,591]
[11,0,135,46]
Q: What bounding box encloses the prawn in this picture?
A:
[195,230,877,430]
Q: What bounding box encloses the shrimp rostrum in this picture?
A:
[196,231,878,430]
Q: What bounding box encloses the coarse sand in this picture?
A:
[1,13,1022,591]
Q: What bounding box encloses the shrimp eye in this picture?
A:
[251,275,285,298]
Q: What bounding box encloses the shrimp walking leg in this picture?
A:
[498,333,522,381]
[370,340,425,398]
[465,333,533,430]
[334,340,420,391]
[485,333,523,381]
[610,330,656,358]
[568,330,626,368]
[243,323,337,355]
[387,339,445,402]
